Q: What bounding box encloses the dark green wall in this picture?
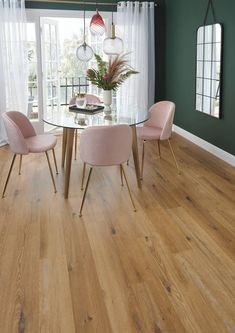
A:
[155,0,165,101]
[165,0,235,155]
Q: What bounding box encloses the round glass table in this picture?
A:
[44,105,149,198]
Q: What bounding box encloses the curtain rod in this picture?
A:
[26,0,158,6]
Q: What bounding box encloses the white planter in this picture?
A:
[103,89,112,112]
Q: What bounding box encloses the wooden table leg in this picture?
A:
[61,128,68,168]
[64,128,74,198]
[131,125,142,189]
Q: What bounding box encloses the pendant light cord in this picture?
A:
[83,1,86,44]
[112,1,114,24]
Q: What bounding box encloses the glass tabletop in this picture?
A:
[43,104,149,129]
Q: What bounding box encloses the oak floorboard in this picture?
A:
[0,133,234,333]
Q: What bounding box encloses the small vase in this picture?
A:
[103,89,112,113]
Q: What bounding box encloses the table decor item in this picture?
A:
[69,103,104,115]
[75,93,87,108]
[87,53,138,112]
[103,89,112,112]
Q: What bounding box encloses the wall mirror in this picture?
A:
[195,23,223,118]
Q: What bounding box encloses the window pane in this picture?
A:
[203,96,211,114]
[203,78,211,96]
[204,61,211,79]
[26,22,38,120]
[197,26,204,44]
[213,24,221,43]
[196,61,203,78]
[196,78,203,94]
[197,44,204,61]
[212,43,221,61]
[205,43,212,61]
[205,25,212,43]
[196,94,202,111]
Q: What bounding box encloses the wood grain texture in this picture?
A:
[0,133,235,333]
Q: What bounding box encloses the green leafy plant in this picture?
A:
[87,54,138,91]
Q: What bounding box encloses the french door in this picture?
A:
[26,9,111,133]
[40,18,60,118]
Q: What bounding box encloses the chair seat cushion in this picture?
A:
[25,134,57,153]
[137,126,162,140]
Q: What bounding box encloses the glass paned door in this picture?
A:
[40,18,60,119]
[26,22,39,120]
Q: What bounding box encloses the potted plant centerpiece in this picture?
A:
[87,54,138,112]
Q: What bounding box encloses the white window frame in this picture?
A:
[26,8,112,133]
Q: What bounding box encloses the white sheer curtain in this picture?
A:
[0,0,28,146]
[116,1,155,118]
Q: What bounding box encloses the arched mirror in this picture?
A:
[195,23,223,118]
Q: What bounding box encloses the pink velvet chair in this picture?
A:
[137,101,180,178]
[69,94,101,160]
[2,111,58,197]
[79,124,136,217]
[69,93,101,106]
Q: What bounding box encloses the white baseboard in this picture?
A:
[173,125,235,167]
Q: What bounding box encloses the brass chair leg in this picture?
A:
[74,129,78,160]
[157,140,161,158]
[121,164,137,212]
[19,155,22,175]
[79,167,93,217]
[168,139,180,174]
[45,151,57,193]
[61,128,67,168]
[140,140,145,180]
[81,162,86,190]
[52,148,59,174]
[120,165,124,186]
[2,154,17,198]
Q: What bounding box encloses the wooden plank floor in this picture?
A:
[0,133,235,333]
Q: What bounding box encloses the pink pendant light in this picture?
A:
[90,9,105,36]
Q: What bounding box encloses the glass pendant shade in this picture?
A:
[76,43,93,62]
[103,23,123,55]
[76,7,93,62]
[103,36,123,55]
[90,11,105,36]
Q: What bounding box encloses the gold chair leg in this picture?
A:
[168,139,180,174]
[61,128,68,168]
[45,151,57,193]
[121,165,137,212]
[120,165,124,186]
[140,140,145,180]
[2,154,17,198]
[79,167,93,217]
[19,155,22,175]
[131,125,142,188]
[52,148,59,174]
[157,140,161,158]
[74,129,78,160]
[81,162,86,190]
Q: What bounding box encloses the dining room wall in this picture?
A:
[164,0,235,156]
[25,0,235,156]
